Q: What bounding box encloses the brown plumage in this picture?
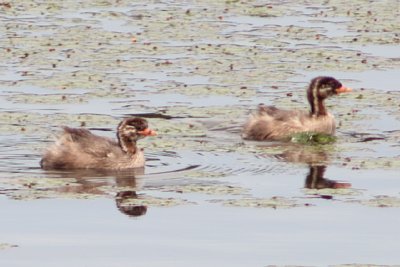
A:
[242,76,352,141]
[40,117,157,170]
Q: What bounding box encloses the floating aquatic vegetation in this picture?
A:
[157,106,247,123]
[117,193,196,207]
[6,93,88,105]
[334,155,400,170]
[244,4,287,17]
[0,189,102,201]
[210,196,311,209]
[0,0,399,205]
[315,0,400,45]
[303,187,363,197]
[153,184,250,196]
[150,118,206,137]
[348,195,400,208]
[158,83,256,98]
[0,177,104,200]
[290,132,337,145]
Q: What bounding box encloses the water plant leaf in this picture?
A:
[290,132,337,145]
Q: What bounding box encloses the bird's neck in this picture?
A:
[308,85,328,117]
[310,98,328,116]
[117,134,137,155]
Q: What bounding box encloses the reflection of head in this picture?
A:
[116,191,147,217]
[118,205,147,217]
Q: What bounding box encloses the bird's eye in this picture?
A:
[319,86,330,97]
[134,124,147,131]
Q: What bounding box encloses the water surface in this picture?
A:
[1,1,399,266]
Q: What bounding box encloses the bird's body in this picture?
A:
[242,105,336,141]
[40,118,156,170]
[242,76,351,141]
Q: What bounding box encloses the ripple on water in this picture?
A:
[0,135,43,177]
[146,149,295,181]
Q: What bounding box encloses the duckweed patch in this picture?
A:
[334,155,400,170]
[303,188,363,197]
[153,184,250,196]
[210,196,311,209]
[0,177,106,200]
[117,194,196,207]
[290,132,337,145]
[349,196,400,208]
[0,188,103,201]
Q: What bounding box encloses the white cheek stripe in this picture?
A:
[311,167,318,188]
[312,82,319,115]
[117,122,129,153]
[117,132,128,152]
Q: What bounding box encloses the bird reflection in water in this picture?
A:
[115,191,147,217]
[305,165,351,190]
[47,168,148,217]
[276,145,351,190]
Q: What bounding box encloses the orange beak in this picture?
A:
[336,86,352,94]
[138,128,157,136]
